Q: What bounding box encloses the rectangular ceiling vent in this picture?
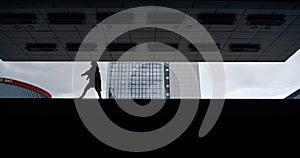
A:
[25,43,57,52]
[246,14,286,26]
[97,12,135,24]
[47,13,86,25]
[229,44,261,52]
[96,13,115,23]
[66,43,97,51]
[66,43,80,51]
[148,43,178,52]
[197,14,237,25]
[0,13,37,25]
[148,13,185,24]
[107,43,136,51]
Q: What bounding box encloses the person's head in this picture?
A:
[91,60,98,67]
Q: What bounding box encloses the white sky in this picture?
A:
[200,49,300,99]
[1,49,300,99]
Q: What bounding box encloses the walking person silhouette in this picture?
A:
[79,61,102,99]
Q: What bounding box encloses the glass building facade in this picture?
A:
[107,62,200,99]
[286,89,300,99]
[107,62,169,99]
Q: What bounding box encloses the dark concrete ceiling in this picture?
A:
[0,0,299,62]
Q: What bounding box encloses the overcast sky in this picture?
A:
[200,50,300,99]
[1,49,300,99]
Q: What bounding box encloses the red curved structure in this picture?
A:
[0,77,52,98]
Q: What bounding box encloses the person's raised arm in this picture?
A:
[81,68,92,77]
